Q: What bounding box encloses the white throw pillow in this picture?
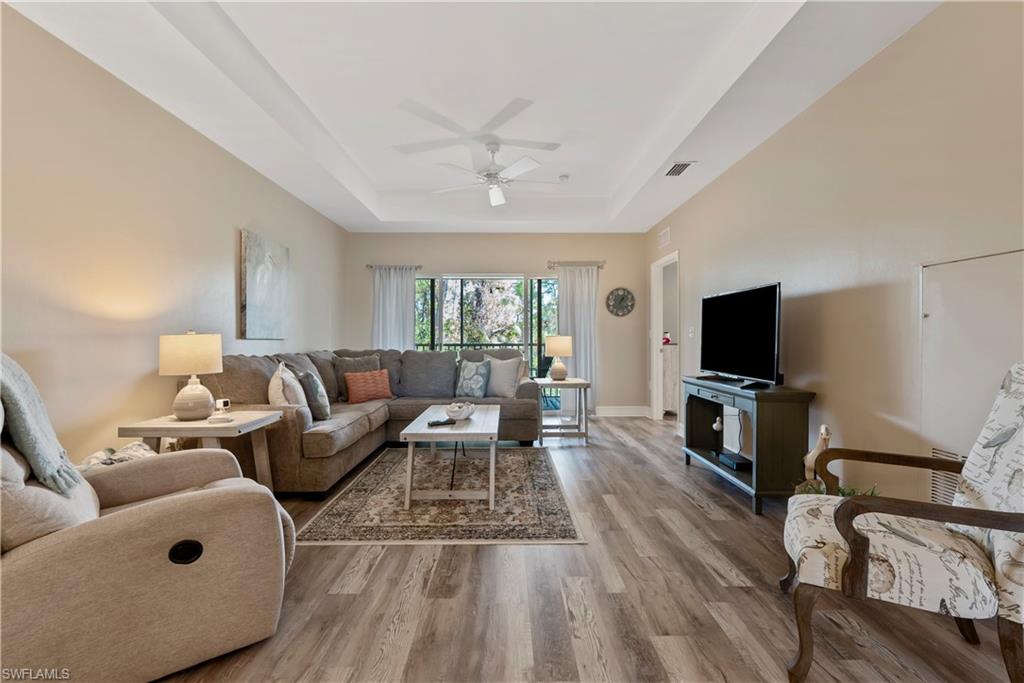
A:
[485,355,522,398]
[269,362,308,407]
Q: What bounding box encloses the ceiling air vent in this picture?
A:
[665,162,694,177]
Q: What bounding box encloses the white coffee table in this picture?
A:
[399,404,501,510]
[118,410,282,489]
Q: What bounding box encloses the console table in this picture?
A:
[682,376,814,514]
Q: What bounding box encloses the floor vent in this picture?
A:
[929,447,964,504]
[665,162,693,176]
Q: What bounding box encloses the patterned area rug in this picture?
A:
[297,446,583,545]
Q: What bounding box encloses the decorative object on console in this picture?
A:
[605,287,636,316]
[240,228,289,340]
[445,402,477,421]
[545,335,572,381]
[345,369,393,404]
[456,359,490,398]
[484,354,520,397]
[159,331,222,421]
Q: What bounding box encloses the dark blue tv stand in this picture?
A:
[683,375,814,514]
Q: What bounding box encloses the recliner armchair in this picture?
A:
[1,446,295,681]
[780,363,1024,682]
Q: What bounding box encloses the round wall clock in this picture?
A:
[606,287,636,317]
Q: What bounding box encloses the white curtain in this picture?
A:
[371,265,417,350]
[557,265,599,413]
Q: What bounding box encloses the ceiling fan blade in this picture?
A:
[437,162,482,178]
[480,98,532,132]
[398,100,467,135]
[432,183,482,194]
[394,138,461,154]
[513,180,560,185]
[488,185,506,207]
[500,138,561,152]
[500,156,541,180]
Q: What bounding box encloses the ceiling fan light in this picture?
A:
[488,185,506,207]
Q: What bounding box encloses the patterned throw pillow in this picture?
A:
[332,354,380,402]
[485,355,521,398]
[269,362,308,408]
[456,359,491,398]
[286,363,330,420]
[346,369,393,404]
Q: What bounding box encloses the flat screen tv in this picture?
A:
[699,283,781,385]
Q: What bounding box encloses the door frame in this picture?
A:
[649,251,679,420]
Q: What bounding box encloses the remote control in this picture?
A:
[428,418,456,427]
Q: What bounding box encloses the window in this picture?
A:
[414,276,558,377]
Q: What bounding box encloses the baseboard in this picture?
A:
[594,405,651,417]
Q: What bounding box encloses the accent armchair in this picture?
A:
[780,363,1024,682]
[1,446,296,681]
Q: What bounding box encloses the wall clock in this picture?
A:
[606,287,636,317]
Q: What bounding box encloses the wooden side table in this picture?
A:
[118,410,283,489]
[534,377,591,445]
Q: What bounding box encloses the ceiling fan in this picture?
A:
[394,98,561,156]
[432,143,560,207]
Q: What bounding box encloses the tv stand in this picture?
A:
[682,376,814,514]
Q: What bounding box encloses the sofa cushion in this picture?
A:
[275,352,328,394]
[304,350,342,400]
[302,411,370,459]
[484,355,521,398]
[387,396,537,422]
[203,354,278,404]
[333,354,380,402]
[1,443,100,552]
[455,359,490,398]
[335,349,402,395]
[332,400,390,432]
[398,350,456,398]
[268,362,307,408]
[291,367,331,421]
[346,370,393,404]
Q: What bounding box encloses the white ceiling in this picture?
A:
[11,2,936,233]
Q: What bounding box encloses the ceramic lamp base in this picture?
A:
[173,376,215,420]
[549,357,568,381]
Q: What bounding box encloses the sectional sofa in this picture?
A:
[199,348,539,494]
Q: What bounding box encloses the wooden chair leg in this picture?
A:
[780,555,797,593]
[787,583,823,683]
[954,617,980,645]
[997,616,1023,683]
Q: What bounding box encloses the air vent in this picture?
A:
[929,447,964,504]
[665,162,693,177]
[658,227,671,249]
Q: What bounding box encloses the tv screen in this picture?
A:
[700,283,780,384]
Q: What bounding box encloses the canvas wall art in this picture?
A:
[240,228,289,339]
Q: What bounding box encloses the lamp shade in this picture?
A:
[159,332,223,376]
[545,335,573,358]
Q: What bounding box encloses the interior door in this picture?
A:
[921,249,1023,501]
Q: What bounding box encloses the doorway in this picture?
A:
[649,251,680,423]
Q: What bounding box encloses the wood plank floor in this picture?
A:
[169,417,1010,682]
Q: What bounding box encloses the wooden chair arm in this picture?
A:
[815,448,964,495]
[833,496,1024,599]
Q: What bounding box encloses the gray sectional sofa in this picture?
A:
[199,348,539,494]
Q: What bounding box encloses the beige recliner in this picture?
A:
[1,445,295,681]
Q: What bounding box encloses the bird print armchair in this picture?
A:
[780,362,1024,682]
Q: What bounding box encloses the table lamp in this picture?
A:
[545,335,572,381]
[159,330,223,420]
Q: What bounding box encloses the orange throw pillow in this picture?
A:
[345,369,392,404]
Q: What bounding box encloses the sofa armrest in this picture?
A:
[815,447,964,495]
[84,449,242,508]
[233,403,313,433]
[2,482,287,680]
[516,377,539,401]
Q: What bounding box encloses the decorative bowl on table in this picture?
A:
[445,402,476,421]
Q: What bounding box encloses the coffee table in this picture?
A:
[399,404,501,510]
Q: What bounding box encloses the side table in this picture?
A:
[534,377,591,445]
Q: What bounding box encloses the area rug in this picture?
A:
[297,446,583,545]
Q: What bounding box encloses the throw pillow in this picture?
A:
[269,362,308,408]
[286,363,331,420]
[456,359,491,398]
[485,354,521,398]
[346,369,393,404]
[332,354,380,402]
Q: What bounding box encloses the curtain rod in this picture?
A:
[365,264,423,270]
[547,260,606,270]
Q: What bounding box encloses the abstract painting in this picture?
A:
[240,228,289,339]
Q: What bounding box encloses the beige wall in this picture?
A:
[645,2,1023,499]
[2,9,349,460]
[341,233,648,409]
